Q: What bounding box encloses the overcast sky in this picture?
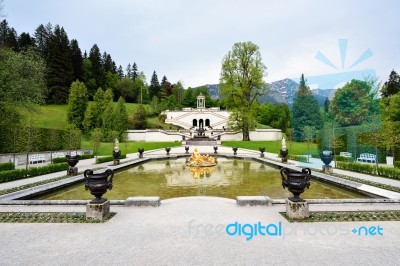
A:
[3,0,400,88]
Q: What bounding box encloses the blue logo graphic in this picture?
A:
[225,221,283,241]
[293,39,375,91]
[352,225,383,236]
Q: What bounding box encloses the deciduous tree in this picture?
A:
[220,41,269,141]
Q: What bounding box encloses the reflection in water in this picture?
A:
[34,157,370,200]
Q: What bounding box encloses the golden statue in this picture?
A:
[187,148,216,167]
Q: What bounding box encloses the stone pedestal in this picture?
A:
[139,154,143,158]
[322,165,332,174]
[286,199,309,219]
[281,157,287,163]
[113,159,120,165]
[67,166,78,176]
[260,154,264,158]
[86,200,110,220]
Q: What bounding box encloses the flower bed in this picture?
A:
[282,210,400,222]
[0,212,115,223]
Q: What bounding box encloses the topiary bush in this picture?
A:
[0,162,15,172]
[96,154,126,164]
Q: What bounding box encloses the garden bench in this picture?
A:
[28,154,46,164]
[339,152,352,158]
[356,153,376,163]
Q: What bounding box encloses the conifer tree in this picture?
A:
[67,81,88,129]
[46,25,74,103]
[88,44,105,90]
[114,96,129,137]
[149,71,160,100]
[291,74,322,141]
[381,70,400,98]
[132,62,138,81]
[70,39,83,81]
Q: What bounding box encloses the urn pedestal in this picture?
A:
[286,199,309,219]
[232,147,238,156]
[259,147,265,158]
[138,148,144,158]
[86,200,110,220]
[280,149,288,163]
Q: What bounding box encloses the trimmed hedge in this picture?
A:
[0,162,15,172]
[287,154,309,163]
[52,154,94,164]
[394,161,400,168]
[96,154,126,164]
[335,156,354,162]
[0,163,69,183]
[336,161,400,180]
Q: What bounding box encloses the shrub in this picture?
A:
[394,161,400,168]
[287,154,309,163]
[335,156,354,162]
[96,154,126,164]
[0,162,15,172]
[0,163,68,183]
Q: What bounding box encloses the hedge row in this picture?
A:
[0,163,69,183]
[52,154,95,164]
[336,161,400,180]
[335,156,354,162]
[96,155,126,164]
[395,161,400,168]
[0,162,15,172]
[287,155,309,163]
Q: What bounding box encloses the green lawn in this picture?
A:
[35,105,68,129]
[35,103,167,130]
[81,140,182,156]
[222,141,319,156]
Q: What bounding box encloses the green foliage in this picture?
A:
[102,100,116,139]
[46,25,74,103]
[114,97,129,136]
[0,48,46,106]
[0,162,14,171]
[258,103,290,132]
[67,81,88,129]
[381,70,400,98]
[96,154,126,164]
[336,161,400,180]
[291,74,322,141]
[115,77,137,103]
[287,154,309,163]
[0,163,68,183]
[91,128,103,156]
[381,93,400,122]
[149,71,161,100]
[329,79,377,126]
[220,41,269,140]
[131,104,148,129]
[83,102,96,133]
[394,161,400,168]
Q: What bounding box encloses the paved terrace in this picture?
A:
[1,146,400,265]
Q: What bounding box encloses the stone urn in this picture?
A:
[320,150,333,173]
[185,146,189,154]
[113,150,121,160]
[233,147,238,156]
[165,147,171,156]
[320,150,333,165]
[280,149,288,162]
[280,167,311,202]
[213,146,218,154]
[66,154,80,175]
[66,154,80,167]
[259,147,265,158]
[84,169,114,203]
[113,150,121,165]
[138,148,144,158]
